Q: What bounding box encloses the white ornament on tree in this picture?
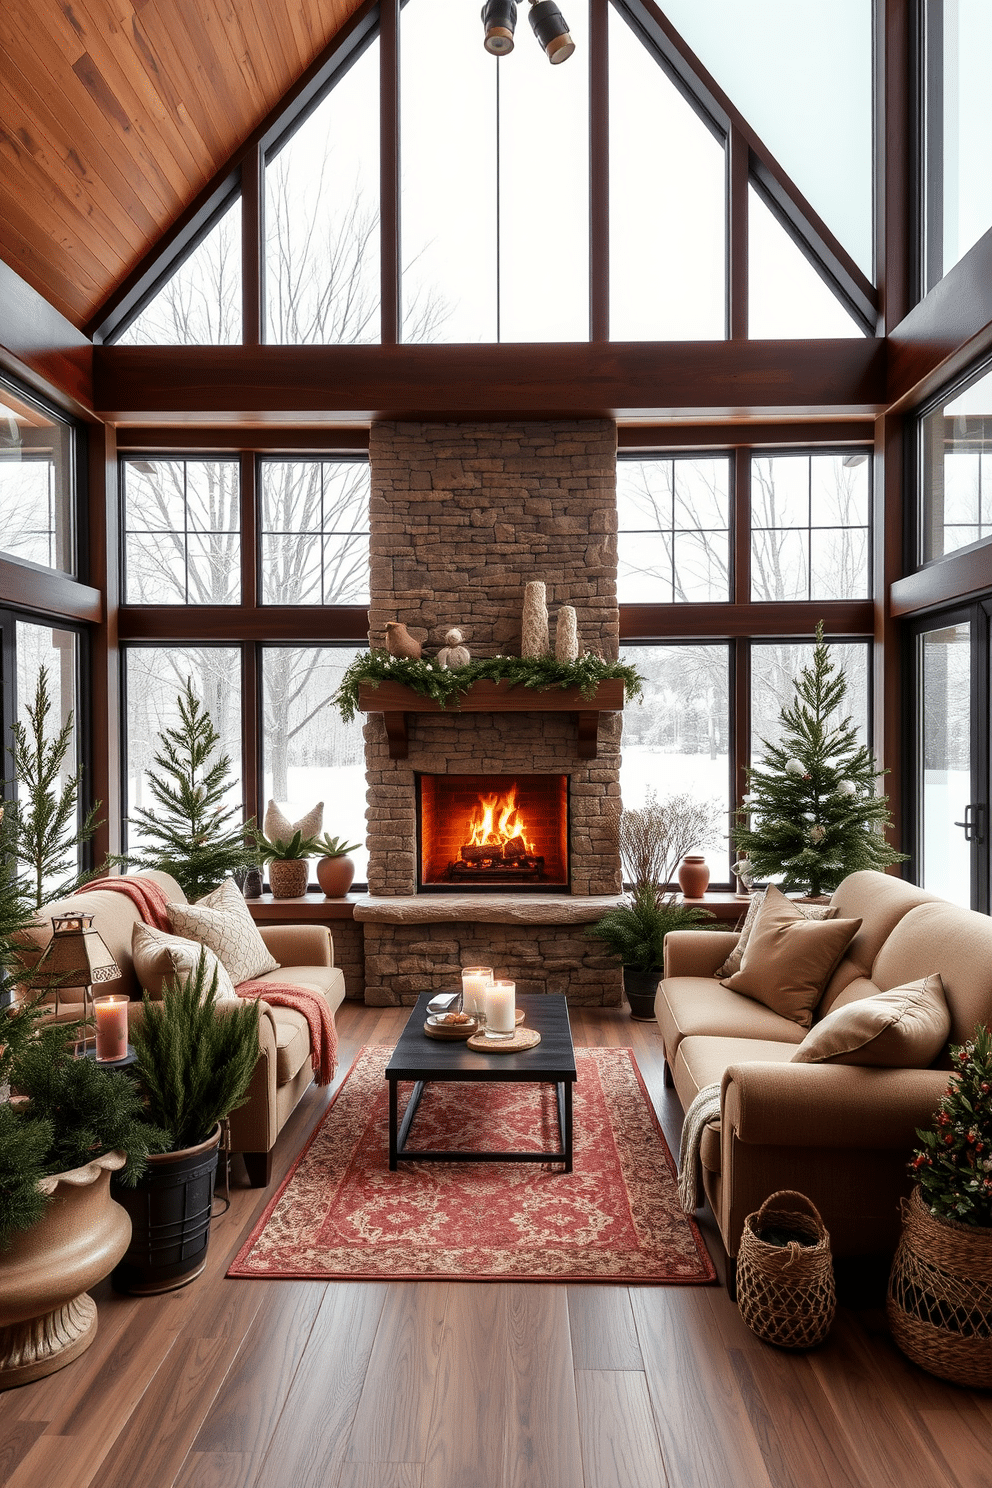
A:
[785,758,805,778]
[836,779,857,798]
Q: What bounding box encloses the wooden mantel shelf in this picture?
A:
[357,678,626,760]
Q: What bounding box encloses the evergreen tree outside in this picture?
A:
[119,678,251,900]
[732,624,905,897]
[8,666,101,908]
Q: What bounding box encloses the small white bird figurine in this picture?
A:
[385,622,422,660]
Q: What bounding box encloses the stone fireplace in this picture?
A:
[355,419,624,1007]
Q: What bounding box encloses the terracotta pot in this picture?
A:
[316,854,355,897]
[678,854,710,899]
[268,858,309,899]
[112,1125,222,1295]
[623,967,661,1022]
[0,1152,131,1388]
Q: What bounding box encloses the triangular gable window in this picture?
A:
[115,198,242,347]
[748,188,865,339]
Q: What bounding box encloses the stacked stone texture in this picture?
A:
[328,919,366,1001]
[363,419,622,1005]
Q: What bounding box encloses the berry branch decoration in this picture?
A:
[333,650,643,724]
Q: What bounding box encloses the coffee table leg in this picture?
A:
[388,1078,398,1171]
[556,1081,573,1172]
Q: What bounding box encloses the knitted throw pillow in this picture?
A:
[132,920,239,1003]
[167,876,279,985]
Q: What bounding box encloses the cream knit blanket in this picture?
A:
[677,1081,722,1213]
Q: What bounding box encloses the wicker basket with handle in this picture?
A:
[736,1190,837,1349]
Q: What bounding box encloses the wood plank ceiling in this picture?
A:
[0,0,363,331]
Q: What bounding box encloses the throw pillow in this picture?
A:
[715,887,838,978]
[132,921,239,1003]
[791,974,950,1067]
[722,884,862,1029]
[167,876,279,985]
[263,799,323,843]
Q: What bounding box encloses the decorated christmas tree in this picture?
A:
[119,679,250,900]
[911,1023,992,1226]
[732,625,905,897]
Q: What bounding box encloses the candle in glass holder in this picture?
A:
[484,980,515,1040]
[461,966,493,1019]
[94,995,129,1062]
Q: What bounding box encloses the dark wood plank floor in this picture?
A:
[2,1002,990,1488]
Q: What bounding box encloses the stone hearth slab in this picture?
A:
[352,894,623,924]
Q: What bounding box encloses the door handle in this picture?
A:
[954,803,986,843]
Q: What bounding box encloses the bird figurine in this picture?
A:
[437,627,471,669]
[384,621,422,660]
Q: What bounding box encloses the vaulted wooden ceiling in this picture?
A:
[0,0,364,331]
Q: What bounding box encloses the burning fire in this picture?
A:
[465,788,533,856]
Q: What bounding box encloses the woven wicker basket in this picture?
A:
[737,1190,837,1349]
[887,1185,992,1388]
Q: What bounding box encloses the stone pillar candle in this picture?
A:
[461,966,493,1019]
[555,604,579,662]
[521,581,550,657]
[484,980,516,1040]
[94,995,129,1062]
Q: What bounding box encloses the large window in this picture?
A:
[261,648,368,884]
[923,0,992,291]
[919,361,992,564]
[123,647,243,850]
[750,640,869,760]
[617,457,730,602]
[115,198,243,347]
[122,459,241,605]
[259,460,370,606]
[0,379,76,576]
[751,453,870,601]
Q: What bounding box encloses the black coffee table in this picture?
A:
[385,992,577,1171]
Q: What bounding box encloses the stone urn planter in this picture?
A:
[0,1152,131,1388]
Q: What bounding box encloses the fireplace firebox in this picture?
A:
[416,774,570,892]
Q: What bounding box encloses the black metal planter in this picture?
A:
[623,968,661,1021]
[111,1125,222,1294]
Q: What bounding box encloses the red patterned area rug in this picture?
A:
[228,1045,715,1284]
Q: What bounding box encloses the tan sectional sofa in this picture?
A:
[658,870,992,1269]
[22,871,346,1187]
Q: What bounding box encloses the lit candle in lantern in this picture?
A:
[484,980,515,1040]
[94,995,129,1062]
[461,966,493,1019]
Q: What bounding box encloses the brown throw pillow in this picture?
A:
[791,974,950,1067]
[722,884,862,1029]
[715,887,838,978]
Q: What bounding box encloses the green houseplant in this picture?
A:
[252,827,321,899]
[314,832,361,898]
[112,951,261,1294]
[887,1023,992,1388]
[585,884,711,1020]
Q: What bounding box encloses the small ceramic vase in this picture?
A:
[678,854,710,899]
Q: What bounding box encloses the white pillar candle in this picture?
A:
[94,995,129,1062]
[461,966,493,1018]
[484,980,515,1039]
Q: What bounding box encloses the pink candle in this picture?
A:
[94,996,129,1062]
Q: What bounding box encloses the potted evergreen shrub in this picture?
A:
[887,1023,992,1388]
[111,951,261,1294]
[314,833,361,897]
[585,884,711,1019]
[252,827,320,899]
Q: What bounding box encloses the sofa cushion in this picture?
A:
[871,899,992,1050]
[168,877,280,984]
[791,974,949,1067]
[819,871,937,1013]
[723,886,861,1029]
[658,975,807,1065]
[715,888,837,979]
[131,921,239,1003]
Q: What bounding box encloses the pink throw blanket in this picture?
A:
[80,874,337,1084]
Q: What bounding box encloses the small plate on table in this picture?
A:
[424,1013,479,1041]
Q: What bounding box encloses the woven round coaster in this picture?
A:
[466,1026,541,1054]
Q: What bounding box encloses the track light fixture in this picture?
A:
[481,0,574,64]
[481,0,517,55]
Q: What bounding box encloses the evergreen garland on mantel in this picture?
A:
[334,650,643,724]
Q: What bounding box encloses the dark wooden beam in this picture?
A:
[589,0,609,342]
[87,422,120,864]
[873,410,905,857]
[617,421,874,450]
[728,127,749,341]
[118,605,369,641]
[116,427,371,451]
[379,0,400,345]
[887,225,992,411]
[619,601,874,640]
[890,542,992,618]
[241,146,262,349]
[94,339,887,423]
[878,0,914,333]
[0,554,102,624]
[0,258,93,414]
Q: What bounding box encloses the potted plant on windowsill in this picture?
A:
[111,951,261,1294]
[252,828,320,899]
[314,834,361,898]
[887,1023,992,1388]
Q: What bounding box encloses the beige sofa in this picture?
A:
[658,870,992,1268]
[22,871,346,1187]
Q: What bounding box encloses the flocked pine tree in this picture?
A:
[119,679,250,900]
[732,625,905,897]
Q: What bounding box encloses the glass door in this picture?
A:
[914,606,990,910]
